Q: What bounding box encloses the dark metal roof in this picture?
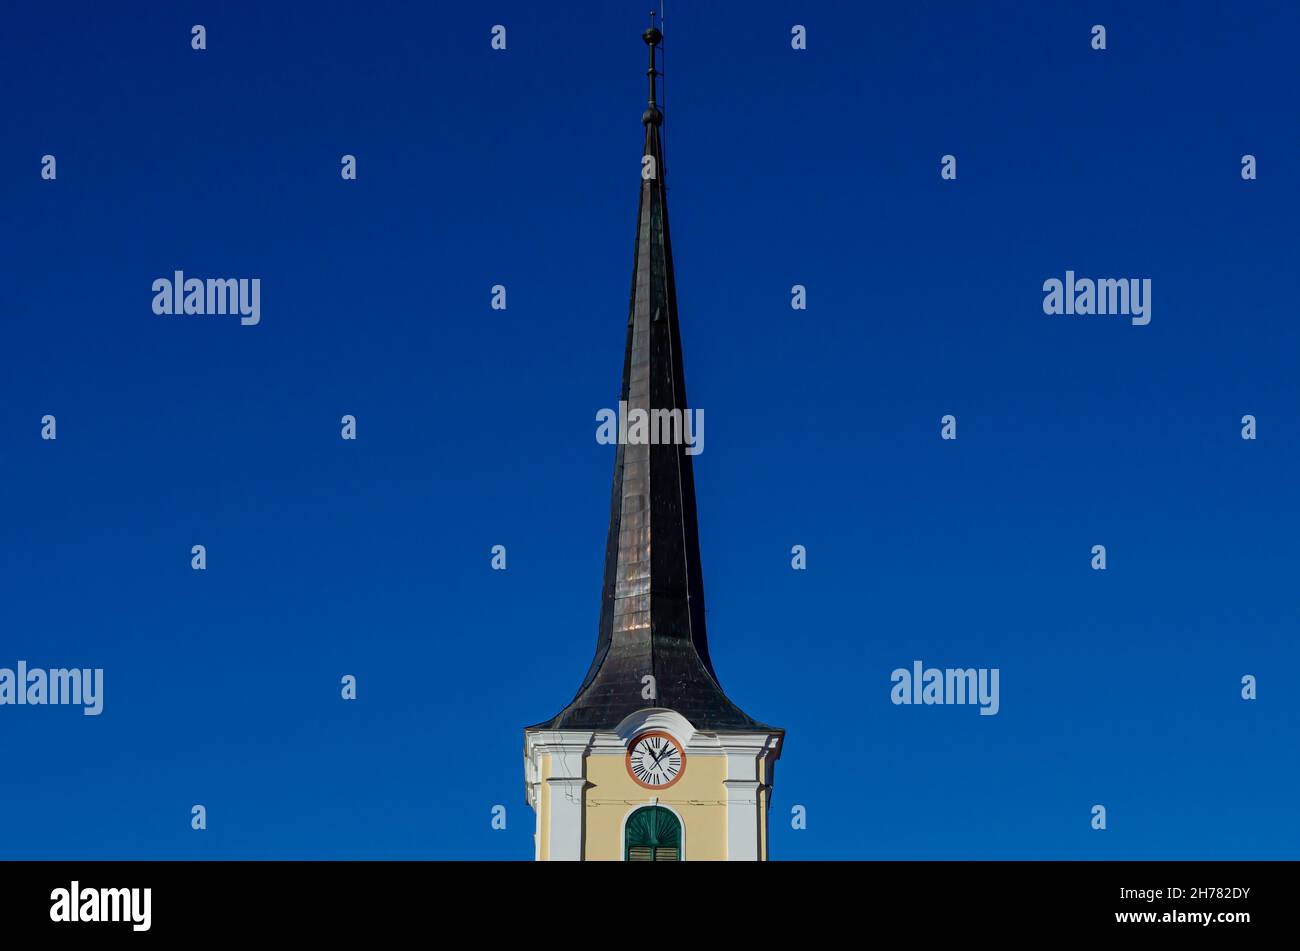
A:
[528,30,775,734]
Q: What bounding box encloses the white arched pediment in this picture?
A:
[613,708,697,750]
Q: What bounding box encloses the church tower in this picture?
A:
[524,23,784,862]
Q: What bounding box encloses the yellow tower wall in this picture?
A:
[582,753,731,861]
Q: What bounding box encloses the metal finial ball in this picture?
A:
[643,26,663,46]
[642,105,663,126]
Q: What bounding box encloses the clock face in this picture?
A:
[626,731,686,789]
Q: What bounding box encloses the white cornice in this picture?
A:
[524,730,597,777]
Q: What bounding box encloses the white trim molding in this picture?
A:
[719,732,783,861]
[524,730,596,861]
[612,708,697,750]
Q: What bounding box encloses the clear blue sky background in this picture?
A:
[2,1,1297,859]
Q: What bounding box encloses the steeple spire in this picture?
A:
[530,24,767,733]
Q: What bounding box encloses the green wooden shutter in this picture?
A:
[624,806,682,862]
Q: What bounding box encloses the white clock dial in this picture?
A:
[627,732,685,788]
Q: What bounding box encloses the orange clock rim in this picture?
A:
[625,730,687,790]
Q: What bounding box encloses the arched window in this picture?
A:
[624,806,682,861]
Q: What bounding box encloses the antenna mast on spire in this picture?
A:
[641,12,663,126]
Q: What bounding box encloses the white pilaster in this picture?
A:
[723,778,761,861]
[721,733,782,861]
[545,777,588,861]
[525,731,595,861]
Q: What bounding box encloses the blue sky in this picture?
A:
[2,0,1297,859]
